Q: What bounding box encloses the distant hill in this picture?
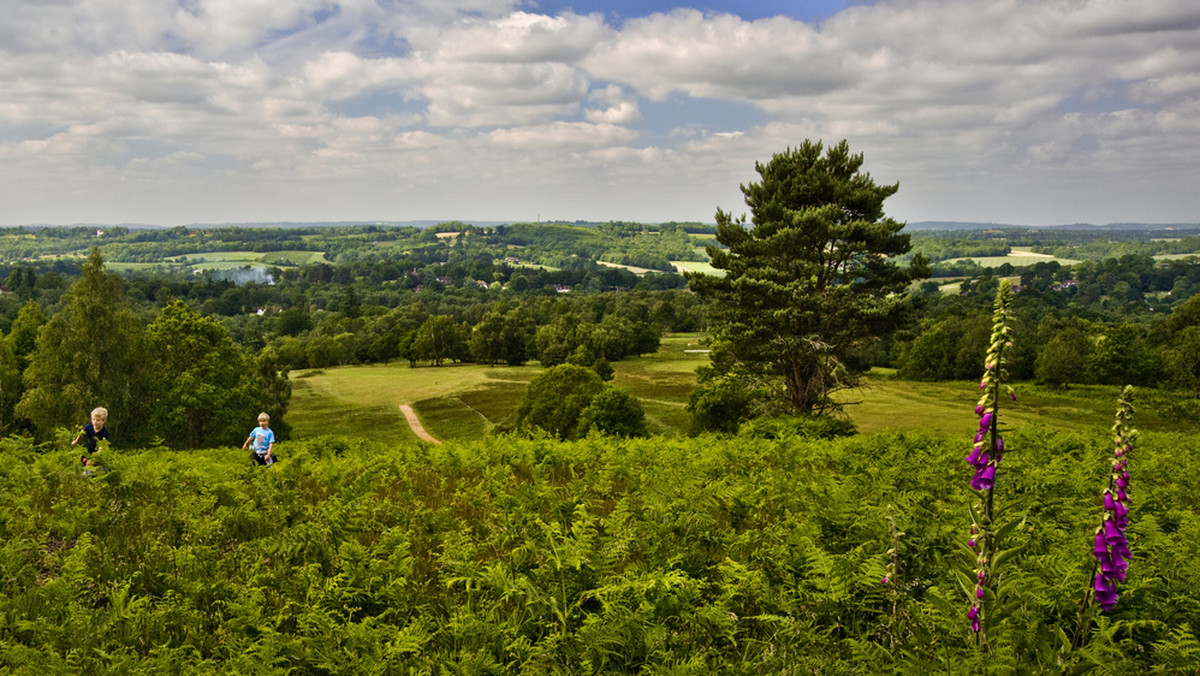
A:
[16,219,1200,233]
[17,220,511,230]
[907,220,1200,232]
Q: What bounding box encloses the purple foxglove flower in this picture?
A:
[1009,391,1017,401]
[968,606,978,621]
[966,447,982,466]
[976,585,985,600]
[1117,486,1128,502]
[979,412,993,429]
[975,404,985,416]
[1114,500,1129,521]
[974,429,986,443]
[968,538,976,548]
[971,616,981,633]
[1103,519,1124,546]
[1093,530,1108,556]
[970,465,995,491]
[881,575,889,585]
[1093,573,1119,611]
[1116,475,1128,490]
[979,380,987,390]
[1098,552,1119,578]
[1104,493,1115,511]
[1113,538,1131,562]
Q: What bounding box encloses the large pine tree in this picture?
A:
[689,140,927,414]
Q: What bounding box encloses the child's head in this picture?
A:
[91,407,108,428]
[257,412,270,427]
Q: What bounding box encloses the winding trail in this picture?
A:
[399,404,442,445]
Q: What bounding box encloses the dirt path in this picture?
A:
[399,404,441,444]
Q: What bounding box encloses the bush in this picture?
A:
[686,376,753,434]
[512,363,605,439]
[578,386,647,438]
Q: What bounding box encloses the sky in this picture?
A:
[2,0,1200,227]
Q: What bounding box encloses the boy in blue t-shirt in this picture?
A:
[243,412,277,466]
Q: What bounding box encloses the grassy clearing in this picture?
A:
[173,250,328,270]
[943,248,1081,267]
[838,375,1193,435]
[1153,253,1200,261]
[671,260,722,276]
[596,260,656,275]
[286,334,1196,444]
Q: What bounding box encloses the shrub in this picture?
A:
[578,386,647,438]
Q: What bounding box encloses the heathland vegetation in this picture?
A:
[2,140,1200,671]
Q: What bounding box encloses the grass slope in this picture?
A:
[288,336,1198,443]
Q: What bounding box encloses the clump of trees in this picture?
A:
[9,250,291,447]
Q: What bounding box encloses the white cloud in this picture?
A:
[2,0,1200,225]
[486,121,637,150]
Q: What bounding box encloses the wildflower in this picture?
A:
[970,464,995,491]
[1089,386,1136,613]
[965,281,1015,640]
[1093,573,1119,611]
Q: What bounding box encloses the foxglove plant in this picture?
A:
[965,280,1016,644]
[1092,386,1136,611]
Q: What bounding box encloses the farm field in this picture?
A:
[286,333,1197,444]
[670,260,721,276]
[175,250,328,270]
[943,246,1081,267]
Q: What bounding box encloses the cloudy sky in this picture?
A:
[2,0,1199,227]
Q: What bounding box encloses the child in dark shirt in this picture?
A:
[73,407,109,466]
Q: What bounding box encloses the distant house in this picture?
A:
[545,284,572,293]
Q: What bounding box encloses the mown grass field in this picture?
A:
[943,246,1081,267]
[174,250,328,270]
[287,334,1198,443]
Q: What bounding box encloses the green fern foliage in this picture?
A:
[0,425,1198,672]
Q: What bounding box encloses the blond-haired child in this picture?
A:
[73,407,109,465]
[243,412,276,466]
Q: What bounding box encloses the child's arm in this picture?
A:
[242,436,252,450]
[72,428,84,445]
[266,441,275,460]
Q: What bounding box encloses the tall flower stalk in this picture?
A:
[965,281,1016,646]
[1070,386,1136,652]
[1093,386,1136,610]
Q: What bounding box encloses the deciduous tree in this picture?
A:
[16,249,149,440]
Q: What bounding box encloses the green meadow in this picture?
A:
[287,333,1195,444]
[175,250,328,270]
[943,246,1081,267]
